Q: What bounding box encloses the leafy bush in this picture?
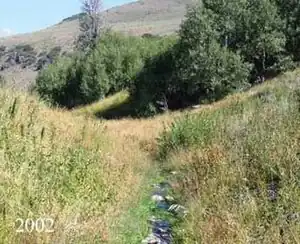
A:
[0,45,6,52]
[131,0,300,116]
[36,52,107,108]
[35,31,176,108]
[201,0,291,80]
[179,0,290,81]
[132,45,177,116]
[14,44,35,53]
[95,32,176,93]
[174,40,251,102]
[77,51,109,104]
[36,0,300,115]
[47,46,62,60]
[35,56,74,106]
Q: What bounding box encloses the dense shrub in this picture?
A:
[274,0,300,61]
[96,32,176,93]
[132,45,178,116]
[0,45,6,52]
[35,31,176,108]
[35,56,74,106]
[175,4,252,99]
[14,44,35,53]
[47,46,62,60]
[203,0,288,79]
[199,0,296,80]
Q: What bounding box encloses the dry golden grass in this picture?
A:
[158,69,300,243]
[0,88,154,243]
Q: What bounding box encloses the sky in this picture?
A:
[0,0,136,36]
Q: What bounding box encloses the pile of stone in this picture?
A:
[142,181,187,244]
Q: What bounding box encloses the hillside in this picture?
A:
[0,0,194,48]
[0,0,194,89]
[1,68,300,243]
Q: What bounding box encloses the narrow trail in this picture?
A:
[68,85,263,243]
[102,115,188,244]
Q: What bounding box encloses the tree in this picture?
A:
[273,0,300,61]
[132,3,251,115]
[80,50,109,103]
[242,0,286,81]
[201,0,287,82]
[201,0,248,49]
[75,0,103,52]
[175,5,251,102]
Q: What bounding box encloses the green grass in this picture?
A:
[157,69,300,243]
[111,162,183,244]
[73,90,131,118]
[110,165,160,244]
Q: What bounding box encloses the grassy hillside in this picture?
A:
[0,0,193,49]
[157,69,300,243]
[1,67,300,242]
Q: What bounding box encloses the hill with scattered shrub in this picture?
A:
[34,0,300,116]
[0,0,194,88]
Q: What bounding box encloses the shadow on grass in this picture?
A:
[94,98,139,119]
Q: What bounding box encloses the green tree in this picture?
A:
[202,0,287,82]
[274,0,300,60]
[80,50,109,103]
[133,4,251,115]
[175,4,251,102]
[242,0,287,80]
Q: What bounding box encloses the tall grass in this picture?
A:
[157,70,300,243]
[2,67,300,243]
[0,88,152,243]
